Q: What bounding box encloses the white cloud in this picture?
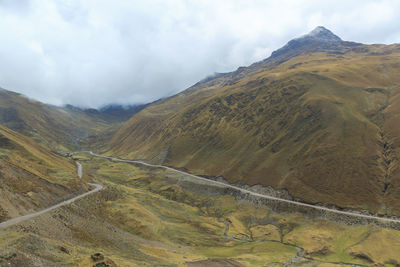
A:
[0,0,400,107]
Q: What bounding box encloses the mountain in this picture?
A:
[0,125,87,221]
[0,88,136,152]
[269,26,360,63]
[98,104,148,121]
[108,27,400,215]
[2,26,400,267]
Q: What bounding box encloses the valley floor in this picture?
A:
[1,153,400,266]
[90,152,400,226]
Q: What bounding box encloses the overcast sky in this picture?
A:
[1,0,400,108]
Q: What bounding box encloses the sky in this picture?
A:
[1,0,400,108]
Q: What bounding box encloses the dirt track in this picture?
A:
[88,151,400,225]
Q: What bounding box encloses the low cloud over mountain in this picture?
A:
[1,0,400,108]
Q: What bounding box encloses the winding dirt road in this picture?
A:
[87,151,400,224]
[0,163,102,230]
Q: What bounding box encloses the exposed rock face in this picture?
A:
[305,26,342,41]
[90,253,117,267]
[91,253,104,262]
[93,261,114,267]
[269,26,361,63]
[59,247,69,254]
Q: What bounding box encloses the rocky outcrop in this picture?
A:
[91,253,117,267]
[269,26,360,63]
[91,253,104,262]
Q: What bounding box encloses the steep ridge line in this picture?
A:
[87,152,400,224]
[0,163,102,230]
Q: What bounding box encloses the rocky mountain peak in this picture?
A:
[269,26,359,61]
[302,26,342,42]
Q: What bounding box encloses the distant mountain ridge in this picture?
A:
[0,87,137,151]
[64,103,148,122]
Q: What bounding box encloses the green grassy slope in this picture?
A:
[108,44,400,214]
[0,125,87,221]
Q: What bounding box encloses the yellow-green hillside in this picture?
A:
[0,125,87,221]
[108,43,400,215]
[0,88,123,152]
[2,153,399,266]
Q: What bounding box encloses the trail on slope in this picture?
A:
[0,163,102,230]
[87,151,400,225]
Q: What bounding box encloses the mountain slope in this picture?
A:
[0,125,88,221]
[108,27,400,214]
[0,88,139,151]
